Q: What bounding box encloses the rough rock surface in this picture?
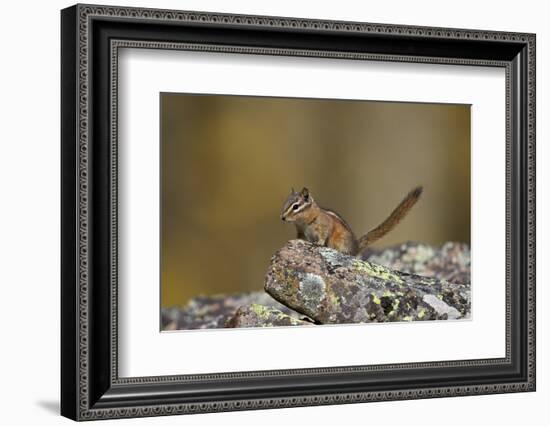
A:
[265,240,470,324]
[362,241,470,285]
[225,304,312,328]
[161,291,303,330]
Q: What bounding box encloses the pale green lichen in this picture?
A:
[371,293,381,305]
[352,259,404,284]
[248,304,304,326]
[402,316,413,321]
[249,303,272,320]
[392,299,400,311]
[417,308,426,319]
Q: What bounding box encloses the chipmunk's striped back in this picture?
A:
[280,186,422,256]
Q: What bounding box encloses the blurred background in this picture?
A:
[161,94,470,308]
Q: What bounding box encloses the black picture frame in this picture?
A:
[61,4,536,421]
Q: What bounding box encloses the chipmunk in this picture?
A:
[280,186,423,256]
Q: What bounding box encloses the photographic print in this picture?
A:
[160,94,471,331]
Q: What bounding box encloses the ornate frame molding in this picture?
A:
[61,4,536,421]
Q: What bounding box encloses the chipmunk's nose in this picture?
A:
[280,215,286,221]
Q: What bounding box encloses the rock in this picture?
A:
[362,241,470,285]
[161,291,303,330]
[225,304,313,328]
[163,240,472,330]
[265,240,470,324]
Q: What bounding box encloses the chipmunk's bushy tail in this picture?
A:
[358,186,423,253]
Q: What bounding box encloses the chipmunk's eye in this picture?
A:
[292,203,300,210]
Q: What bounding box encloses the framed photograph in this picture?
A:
[61,4,536,421]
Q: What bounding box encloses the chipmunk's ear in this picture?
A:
[300,187,310,200]
[291,187,296,194]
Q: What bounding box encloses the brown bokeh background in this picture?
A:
[161,94,470,308]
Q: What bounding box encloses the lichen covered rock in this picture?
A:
[225,304,312,328]
[161,291,302,330]
[363,241,470,285]
[265,240,470,324]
